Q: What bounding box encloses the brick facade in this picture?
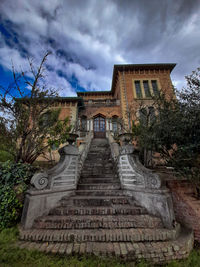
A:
[167,180,200,242]
[38,63,176,161]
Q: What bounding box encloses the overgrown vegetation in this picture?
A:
[0,52,71,164]
[0,161,36,229]
[1,227,200,267]
[0,150,14,162]
[132,67,200,193]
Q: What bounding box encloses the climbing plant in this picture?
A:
[0,161,37,229]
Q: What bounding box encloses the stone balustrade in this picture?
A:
[21,132,92,229]
[107,131,175,229]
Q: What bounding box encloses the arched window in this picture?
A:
[81,115,87,131]
[112,116,118,132]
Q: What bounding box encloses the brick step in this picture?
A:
[85,156,111,161]
[78,178,119,184]
[81,174,117,178]
[49,205,147,216]
[85,160,111,163]
[86,152,106,155]
[81,168,114,172]
[17,228,193,263]
[75,190,125,197]
[20,224,181,243]
[85,149,111,153]
[83,162,113,167]
[81,174,116,178]
[85,154,109,158]
[60,196,132,206]
[34,215,163,229]
[82,168,114,172]
[77,184,121,190]
[81,169,114,174]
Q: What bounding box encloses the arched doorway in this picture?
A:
[93,115,106,138]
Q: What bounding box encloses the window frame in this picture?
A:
[133,78,161,99]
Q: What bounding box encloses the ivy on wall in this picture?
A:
[0,161,36,229]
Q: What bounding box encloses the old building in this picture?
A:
[21,62,194,262]
[38,63,176,161]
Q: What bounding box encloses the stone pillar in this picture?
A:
[106,119,109,131]
[110,119,113,131]
[90,119,93,131]
[87,120,90,131]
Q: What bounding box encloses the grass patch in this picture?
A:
[0,227,128,267]
[0,227,200,267]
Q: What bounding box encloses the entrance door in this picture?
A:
[93,116,106,138]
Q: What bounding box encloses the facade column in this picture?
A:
[87,120,90,131]
[110,119,113,131]
[90,119,93,131]
[106,119,109,131]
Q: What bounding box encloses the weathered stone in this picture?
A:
[18,137,194,264]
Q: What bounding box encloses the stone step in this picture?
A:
[81,174,117,178]
[60,196,132,206]
[88,147,110,151]
[17,228,193,263]
[83,162,113,167]
[81,173,115,177]
[77,184,121,190]
[33,214,163,229]
[75,190,125,197]
[83,166,113,171]
[84,160,111,164]
[78,178,119,184]
[20,224,181,243]
[49,205,147,216]
[85,153,110,157]
[85,156,111,160]
[81,168,114,173]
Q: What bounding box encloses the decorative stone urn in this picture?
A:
[67,133,79,145]
[118,132,133,145]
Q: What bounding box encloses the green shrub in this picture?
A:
[0,150,14,162]
[0,161,37,229]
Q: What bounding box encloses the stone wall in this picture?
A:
[167,180,200,242]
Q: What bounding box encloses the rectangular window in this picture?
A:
[151,80,159,95]
[134,81,142,98]
[143,81,151,97]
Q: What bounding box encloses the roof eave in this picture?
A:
[111,63,176,93]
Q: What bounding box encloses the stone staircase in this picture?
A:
[19,138,193,263]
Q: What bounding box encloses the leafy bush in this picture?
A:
[0,161,36,229]
[0,150,14,162]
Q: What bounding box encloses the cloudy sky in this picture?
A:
[0,0,200,97]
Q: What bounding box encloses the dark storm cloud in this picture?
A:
[0,0,200,94]
[0,18,29,58]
